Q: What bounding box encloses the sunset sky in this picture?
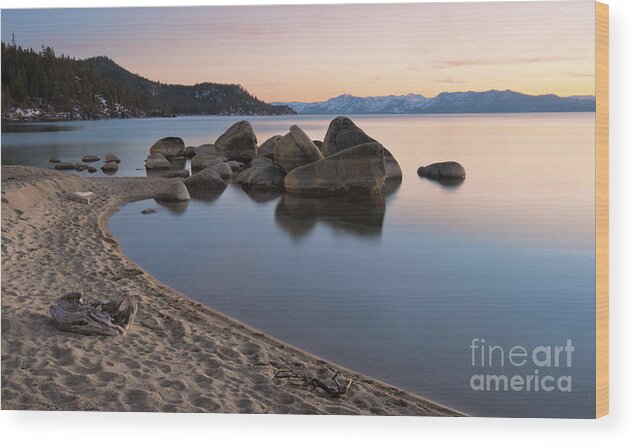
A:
[1,1,596,102]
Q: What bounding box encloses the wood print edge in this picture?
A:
[595,0,609,419]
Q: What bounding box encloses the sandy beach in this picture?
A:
[1,165,460,415]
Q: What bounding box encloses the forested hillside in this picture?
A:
[1,43,294,120]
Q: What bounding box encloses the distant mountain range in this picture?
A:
[273,90,596,114]
[1,43,295,121]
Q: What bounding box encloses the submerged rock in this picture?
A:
[274,125,324,173]
[74,162,91,171]
[149,136,186,158]
[49,158,61,163]
[155,181,191,202]
[53,162,76,170]
[284,142,386,195]
[145,153,171,170]
[81,154,100,162]
[417,161,466,180]
[215,120,258,162]
[234,157,285,192]
[105,153,121,163]
[141,208,159,214]
[101,162,119,172]
[184,168,227,193]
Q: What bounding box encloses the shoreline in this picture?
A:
[1,165,462,415]
[1,109,597,125]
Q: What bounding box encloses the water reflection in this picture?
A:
[1,123,78,133]
[188,189,224,204]
[418,176,466,190]
[240,186,283,204]
[275,193,386,239]
[153,199,190,214]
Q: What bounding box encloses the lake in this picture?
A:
[1,114,596,417]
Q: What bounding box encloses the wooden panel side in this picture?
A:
[595,0,609,419]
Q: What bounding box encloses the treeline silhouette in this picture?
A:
[1,42,294,119]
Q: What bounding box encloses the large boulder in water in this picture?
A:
[417,161,466,181]
[184,168,227,192]
[215,120,258,162]
[284,142,386,195]
[384,150,403,181]
[258,135,282,159]
[150,137,185,158]
[155,182,190,202]
[321,116,402,181]
[273,125,324,173]
[145,153,171,170]
[191,144,225,171]
[321,116,375,157]
[234,157,285,192]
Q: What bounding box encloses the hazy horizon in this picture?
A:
[1,2,596,102]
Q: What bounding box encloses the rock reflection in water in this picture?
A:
[153,199,190,214]
[275,193,386,239]
[240,186,283,204]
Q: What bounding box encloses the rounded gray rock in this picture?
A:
[184,168,227,192]
[105,153,121,163]
[284,142,386,195]
[155,181,191,202]
[215,120,258,162]
[417,161,466,180]
[150,137,185,158]
[258,135,282,158]
[234,157,285,192]
[101,161,119,172]
[209,162,234,179]
[273,125,324,174]
[145,153,171,170]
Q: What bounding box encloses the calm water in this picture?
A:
[2,114,596,417]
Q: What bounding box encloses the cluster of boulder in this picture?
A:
[50,152,121,173]
[153,116,405,202]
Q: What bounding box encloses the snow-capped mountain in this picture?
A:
[273,90,595,114]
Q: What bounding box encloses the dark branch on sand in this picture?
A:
[274,367,353,398]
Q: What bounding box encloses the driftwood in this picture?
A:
[49,291,138,336]
[274,367,353,398]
